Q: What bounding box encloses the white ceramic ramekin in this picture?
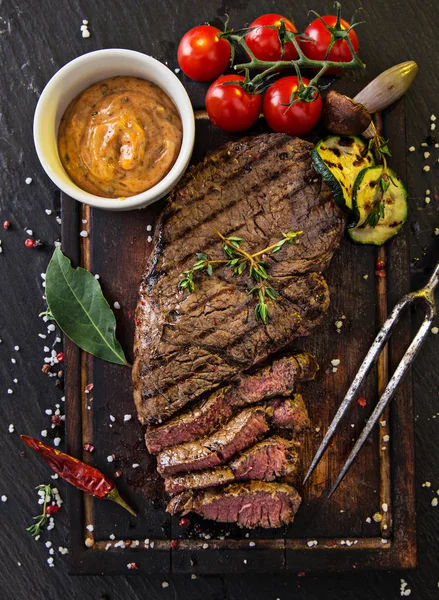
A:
[33,49,195,211]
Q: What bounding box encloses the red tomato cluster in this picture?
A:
[177,13,359,136]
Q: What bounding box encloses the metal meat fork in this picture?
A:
[304,260,439,497]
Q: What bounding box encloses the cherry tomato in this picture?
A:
[263,76,322,136]
[301,16,359,73]
[206,75,262,132]
[177,25,231,82]
[245,13,298,62]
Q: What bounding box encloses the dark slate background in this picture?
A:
[0,0,438,598]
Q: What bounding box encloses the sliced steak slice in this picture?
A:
[167,481,302,528]
[145,353,317,454]
[271,394,310,432]
[165,436,300,495]
[133,133,344,424]
[156,407,269,476]
[165,466,235,495]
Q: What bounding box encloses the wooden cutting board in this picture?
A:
[62,97,416,575]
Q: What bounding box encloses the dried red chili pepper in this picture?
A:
[21,435,136,516]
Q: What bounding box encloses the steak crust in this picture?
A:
[133,134,344,424]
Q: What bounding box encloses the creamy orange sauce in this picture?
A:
[58,76,182,198]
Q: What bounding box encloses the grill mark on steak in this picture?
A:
[156,407,270,476]
[164,436,301,495]
[133,133,344,424]
[145,354,316,454]
[166,481,302,529]
[135,274,328,423]
[167,135,303,214]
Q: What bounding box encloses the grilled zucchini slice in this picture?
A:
[312,136,374,222]
[348,165,408,246]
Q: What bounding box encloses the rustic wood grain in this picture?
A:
[0,0,438,597]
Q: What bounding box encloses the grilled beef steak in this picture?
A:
[156,395,308,477]
[145,353,317,453]
[271,394,310,431]
[156,406,270,476]
[167,481,302,528]
[133,133,344,424]
[165,436,300,494]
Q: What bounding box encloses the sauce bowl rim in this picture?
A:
[33,48,195,211]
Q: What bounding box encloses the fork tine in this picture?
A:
[303,297,406,486]
[328,306,435,498]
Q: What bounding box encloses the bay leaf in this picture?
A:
[45,247,129,367]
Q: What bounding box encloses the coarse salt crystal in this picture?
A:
[45,209,52,215]
[45,541,52,548]
[41,430,48,437]
[45,409,52,415]
[382,503,388,512]
[147,236,153,243]
[14,345,19,351]
[1,495,7,502]
[431,115,437,121]
[94,274,100,279]
[123,414,132,422]
[146,225,152,231]
[383,434,390,442]
[13,378,18,383]
[26,229,33,235]
[86,524,94,532]
[7,389,13,395]
[431,327,438,335]
[424,152,431,159]
[11,358,16,364]
[423,165,431,172]
[425,197,431,204]
[408,146,415,152]
[25,177,33,185]
[79,230,88,238]
[132,463,139,469]
[202,543,208,549]
[175,68,181,74]
[54,437,61,447]
[82,29,91,38]
[38,333,47,339]
[58,546,68,555]
[107,455,114,462]
[8,424,14,433]
[431,123,436,131]
[432,497,438,507]
[47,324,55,332]
[113,301,121,309]
[85,537,94,547]
[109,415,116,422]
[366,517,371,523]
[162,582,169,588]
[110,534,116,540]
[82,19,89,24]
[331,359,340,367]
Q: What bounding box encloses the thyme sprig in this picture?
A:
[178,230,302,323]
[26,484,54,537]
[218,2,365,103]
